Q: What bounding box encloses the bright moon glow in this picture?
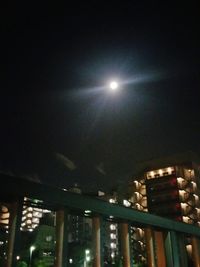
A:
[109,81,118,90]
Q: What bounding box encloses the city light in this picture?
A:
[30,245,36,252]
[123,199,131,207]
[29,245,36,266]
[110,224,116,230]
[85,249,90,255]
[85,249,91,264]
[84,210,91,214]
[86,256,91,262]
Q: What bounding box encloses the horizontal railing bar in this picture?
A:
[1,174,200,237]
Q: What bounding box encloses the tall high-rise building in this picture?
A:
[128,152,200,265]
[130,152,200,225]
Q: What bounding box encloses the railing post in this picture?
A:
[120,222,131,267]
[191,236,200,267]
[145,227,156,267]
[92,216,103,267]
[6,198,23,267]
[178,234,188,267]
[55,209,68,267]
[154,230,166,267]
[164,231,182,267]
[6,202,17,267]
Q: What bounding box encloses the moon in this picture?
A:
[109,81,118,90]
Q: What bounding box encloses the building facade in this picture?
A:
[128,152,200,265]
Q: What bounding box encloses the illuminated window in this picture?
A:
[123,200,131,207]
[110,242,116,249]
[46,236,53,242]
[110,233,116,239]
[110,224,116,230]
[111,252,115,258]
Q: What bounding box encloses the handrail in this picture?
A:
[0,174,200,237]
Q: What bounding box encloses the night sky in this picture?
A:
[1,3,200,190]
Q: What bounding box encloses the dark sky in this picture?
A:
[1,2,200,190]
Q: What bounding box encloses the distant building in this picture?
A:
[21,197,52,232]
[128,151,200,264]
[68,183,92,245]
[130,152,200,225]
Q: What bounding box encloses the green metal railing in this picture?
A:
[0,174,200,267]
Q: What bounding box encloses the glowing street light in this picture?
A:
[29,245,36,267]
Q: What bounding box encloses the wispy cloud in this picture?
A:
[55,153,77,171]
[0,170,41,183]
[95,162,106,175]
